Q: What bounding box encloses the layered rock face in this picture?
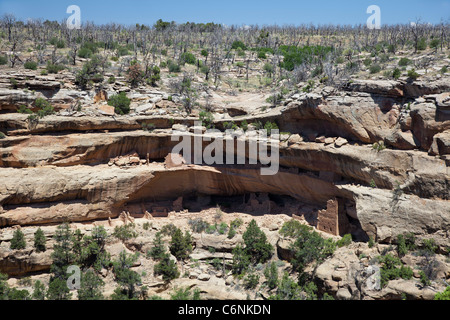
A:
[0,77,449,297]
[0,78,449,249]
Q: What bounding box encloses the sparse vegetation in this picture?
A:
[108,92,131,115]
[33,228,47,252]
[10,229,26,250]
[0,10,449,303]
[112,224,137,241]
[376,253,414,288]
[24,60,38,70]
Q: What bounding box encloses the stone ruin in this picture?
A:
[164,153,186,169]
[127,196,185,218]
[244,193,279,215]
[108,151,145,167]
[317,197,350,236]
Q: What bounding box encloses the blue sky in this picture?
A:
[0,0,449,26]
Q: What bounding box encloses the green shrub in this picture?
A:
[147,232,166,260]
[419,270,431,287]
[244,273,260,289]
[160,223,178,236]
[154,252,180,281]
[32,280,46,300]
[279,45,333,71]
[9,78,18,89]
[199,110,214,129]
[263,63,274,75]
[75,55,105,89]
[302,80,315,93]
[363,58,372,67]
[170,287,201,300]
[421,239,438,256]
[217,222,228,235]
[169,228,193,261]
[10,229,26,250]
[77,270,104,300]
[112,224,137,241]
[231,244,250,275]
[264,121,279,136]
[279,219,304,238]
[108,92,131,115]
[392,68,402,80]
[368,236,375,248]
[264,262,279,290]
[266,93,282,106]
[336,234,352,248]
[372,141,386,152]
[242,220,273,264]
[407,68,419,81]
[17,105,32,114]
[188,218,209,233]
[24,61,38,70]
[289,223,335,281]
[417,37,427,51]
[33,228,46,253]
[396,233,416,257]
[181,52,196,65]
[46,278,72,300]
[168,60,181,73]
[231,40,247,51]
[116,46,129,57]
[378,254,413,287]
[147,65,161,86]
[369,64,382,74]
[200,64,210,75]
[434,286,450,300]
[429,39,440,50]
[46,61,65,74]
[237,48,246,57]
[34,98,55,118]
[379,53,390,63]
[49,37,65,48]
[111,251,142,300]
[0,55,7,65]
[398,57,411,67]
[78,47,93,59]
[268,272,302,300]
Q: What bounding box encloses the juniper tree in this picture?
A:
[33,228,47,252]
[31,280,46,300]
[50,222,76,281]
[10,229,26,250]
[169,228,193,261]
[112,251,142,300]
[154,252,180,282]
[148,231,166,260]
[77,269,105,300]
[242,219,273,264]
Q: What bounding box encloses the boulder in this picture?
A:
[98,105,115,116]
[334,137,348,148]
[429,130,450,156]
